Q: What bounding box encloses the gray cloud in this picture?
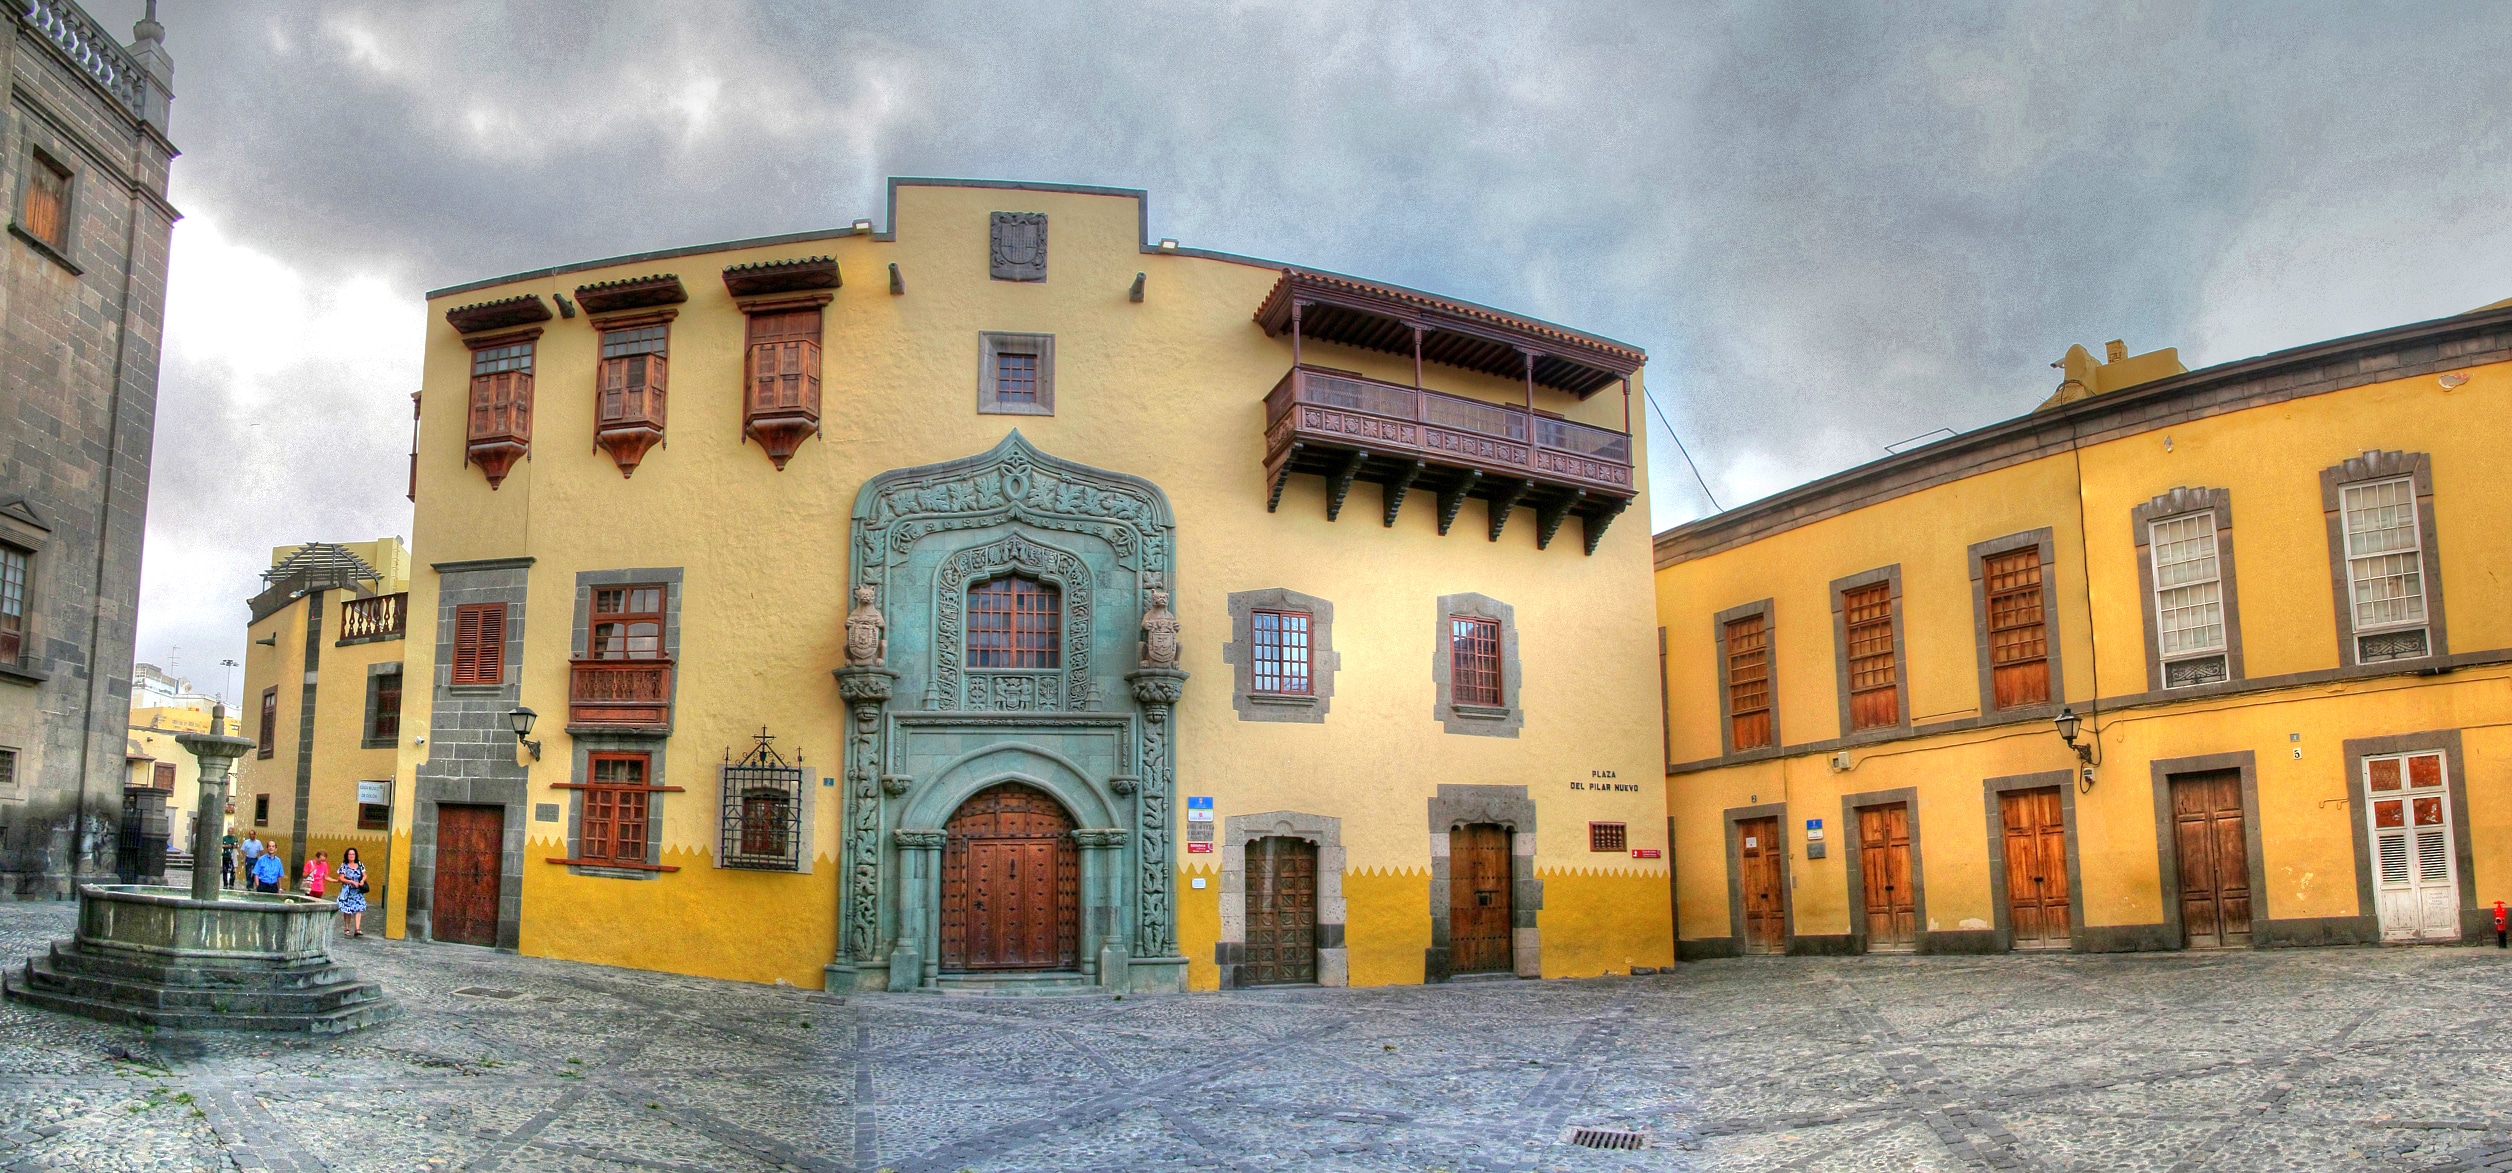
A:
[114,0,2512,697]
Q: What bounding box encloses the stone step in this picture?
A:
[23,955,386,1016]
[45,940,364,990]
[4,967,401,1034]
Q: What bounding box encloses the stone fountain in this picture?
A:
[2,707,398,1033]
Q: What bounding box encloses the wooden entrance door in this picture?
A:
[2171,771,2253,948]
[1999,788,2070,949]
[1737,816,1786,953]
[2366,751,2462,942]
[941,783,1078,971]
[431,804,504,947]
[1244,836,1318,985]
[1449,823,1514,974]
[1857,804,1915,951]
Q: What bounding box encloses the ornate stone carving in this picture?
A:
[880,774,912,797]
[1125,668,1188,958]
[990,212,1047,281]
[893,828,946,849]
[1127,667,1188,708]
[933,534,1091,710]
[844,584,887,666]
[1108,774,1140,796]
[832,666,896,704]
[1140,588,1181,669]
[830,666,899,961]
[1072,828,1129,848]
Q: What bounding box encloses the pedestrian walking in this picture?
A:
[219,834,237,888]
[240,834,263,879]
[303,851,331,899]
[336,848,368,937]
[250,847,283,894]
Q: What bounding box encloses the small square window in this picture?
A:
[1589,822,1627,852]
[978,332,1054,415]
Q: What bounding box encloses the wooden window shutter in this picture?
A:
[1843,583,1898,730]
[452,603,506,685]
[1725,614,1772,750]
[741,309,823,469]
[1984,548,2050,709]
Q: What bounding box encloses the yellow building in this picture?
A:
[232,538,409,901]
[126,704,222,855]
[1656,311,2512,957]
[387,178,1672,992]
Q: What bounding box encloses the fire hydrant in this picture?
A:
[2494,900,2507,949]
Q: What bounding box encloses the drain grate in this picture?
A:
[451,986,526,999]
[1563,1126,1649,1150]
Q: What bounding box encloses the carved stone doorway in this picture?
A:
[941,783,1079,971]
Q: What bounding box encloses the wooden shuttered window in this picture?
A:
[371,671,402,742]
[746,310,822,417]
[1725,615,1772,750]
[151,761,175,789]
[580,753,652,865]
[596,325,668,433]
[1843,583,1899,730]
[19,153,67,251]
[467,343,534,443]
[450,603,507,686]
[1984,548,2051,709]
[1449,616,1503,706]
[257,687,277,758]
[1588,821,1627,852]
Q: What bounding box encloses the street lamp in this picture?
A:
[507,706,542,761]
[2054,706,2097,788]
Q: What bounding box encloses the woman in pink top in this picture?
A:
[302,851,331,898]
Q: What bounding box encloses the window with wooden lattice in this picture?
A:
[1842,582,1898,730]
[18,150,68,253]
[969,575,1060,669]
[151,761,175,790]
[743,309,822,468]
[1725,614,1772,750]
[1251,609,1312,695]
[580,753,653,866]
[1449,616,1502,706]
[366,668,402,747]
[257,687,277,758]
[450,603,507,685]
[594,323,668,476]
[1984,548,2050,709]
[1589,822,1627,852]
[464,340,534,487]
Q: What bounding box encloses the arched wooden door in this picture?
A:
[941,783,1079,971]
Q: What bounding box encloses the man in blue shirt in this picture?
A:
[250,848,284,894]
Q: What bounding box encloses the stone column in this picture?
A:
[1073,828,1129,983]
[1125,668,1187,970]
[176,714,254,902]
[829,666,898,992]
[889,828,944,992]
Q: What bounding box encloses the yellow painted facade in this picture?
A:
[387,180,1672,991]
[1657,310,2512,956]
[232,538,408,898]
[126,704,222,850]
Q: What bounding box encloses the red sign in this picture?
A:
[1187,842,1213,853]
[1631,848,1661,859]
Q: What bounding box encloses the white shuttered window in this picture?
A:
[2341,478,2427,659]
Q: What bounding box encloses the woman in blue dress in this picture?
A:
[336,847,368,937]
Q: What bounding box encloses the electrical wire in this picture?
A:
[1642,387,1723,513]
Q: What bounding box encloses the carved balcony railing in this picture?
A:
[568,659,674,731]
[337,593,407,644]
[1263,365,1633,554]
[20,0,147,118]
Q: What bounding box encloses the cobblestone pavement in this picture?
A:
[5,899,2512,1172]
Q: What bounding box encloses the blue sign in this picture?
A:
[1805,818,1822,829]
[1187,796,1214,809]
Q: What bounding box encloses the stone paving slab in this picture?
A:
[8,901,2512,1170]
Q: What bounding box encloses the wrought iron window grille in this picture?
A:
[720,729,803,871]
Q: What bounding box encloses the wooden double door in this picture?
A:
[2171,770,2253,949]
[1449,823,1514,973]
[941,783,1079,971]
[431,804,505,947]
[1999,788,2071,949]
[1857,804,1915,951]
[1737,816,1787,954]
[1242,836,1317,985]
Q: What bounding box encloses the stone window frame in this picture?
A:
[1981,770,2083,953]
[977,332,1056,416]
[1223,588,1339,723]
[1215,810,1346,988]
[2146,751,2268,949]
[1837,786,1925,955]
[0,501,50,684]
[2132,488,2246,693]
[1424,784,1540,982]
[1713,598,1777,758]
[1828,567,1909,743]
[562,736,672,879]
[1967,527,2066,720]
[10,141,80,273]
[257,686,278,758]
[1721,801,1791,951]
[361,662,403,749]
[2320,451,2450,672]
[2342,729,2479,941]
[1431,593,1521,737]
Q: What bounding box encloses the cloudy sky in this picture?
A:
[108,0,2512,699]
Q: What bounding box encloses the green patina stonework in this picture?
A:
[830,432,1187,994]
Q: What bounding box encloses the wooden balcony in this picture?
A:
[1263,366,1634,554]
[337,593,407,644]
[568,659,673,731]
